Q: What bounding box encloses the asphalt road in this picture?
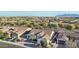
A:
[0,40,26,48]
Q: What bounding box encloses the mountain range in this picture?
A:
[56,14,79,17]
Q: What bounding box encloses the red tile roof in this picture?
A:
[30,29,42,34]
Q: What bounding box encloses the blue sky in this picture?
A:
[0,11,79,16]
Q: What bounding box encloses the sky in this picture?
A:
[0,11,79,16]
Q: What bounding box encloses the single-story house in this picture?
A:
[65,31,79,47]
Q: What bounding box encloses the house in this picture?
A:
[8,28,18,41]
[21,29,54,40]
[13,26,32,40]
[7,26,32,41]
[65,31,79,47]
[21,29,43,40]
[21,29,55,47]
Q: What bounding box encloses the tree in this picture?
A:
[38,22,48,29]
[3,32,9,39]
[30,34,36,43]
[65,24,73,31]
[48,23,57,29]
[0,31,4,39]
[41,38,47,48]
[58,23,64,28]
[75,25,79,29]
[0,31,9,40]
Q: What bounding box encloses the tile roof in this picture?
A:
[30,29,53,36]
[30,29,42,35]
[14,26,30,36]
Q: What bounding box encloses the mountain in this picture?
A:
[56,14,79,17]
